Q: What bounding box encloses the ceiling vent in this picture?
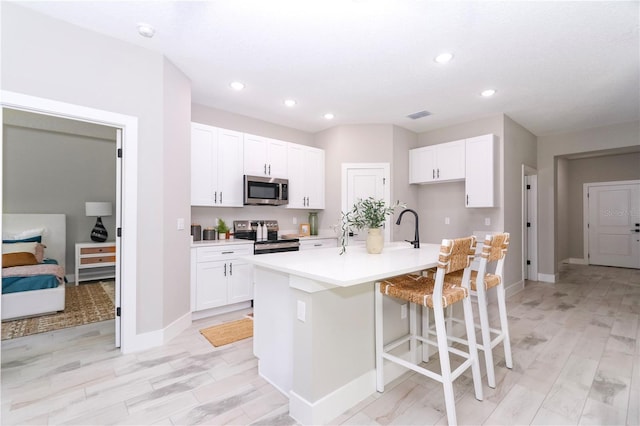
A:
[406,110,432,120]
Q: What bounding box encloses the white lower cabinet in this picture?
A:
[191,244,253,311]
[299,238,338,250]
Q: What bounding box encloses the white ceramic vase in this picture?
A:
[366,227,384,254]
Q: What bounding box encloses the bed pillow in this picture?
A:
[3,242,39,255]
[2,235,42,244]
[2,252,38,268]
[3,227,45,243]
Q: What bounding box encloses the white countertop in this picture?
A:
[191,239,254,248]
[243,242,441,287]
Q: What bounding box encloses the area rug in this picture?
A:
[200,317,253,347]
[1,281,115,340]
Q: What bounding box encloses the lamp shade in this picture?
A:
[85,202,112,217]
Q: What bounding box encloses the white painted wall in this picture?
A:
[1,3,191,334]
[537,120,640,277]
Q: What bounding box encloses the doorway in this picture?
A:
[1,90,138,351]
[584,180,640,269]
[341,163,391,242]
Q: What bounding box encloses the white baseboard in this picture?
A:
[505,280,524,298]
[564,258,587,265]
[289,370,376,425]
[537,273,557,283]
[191,301,252,321]
[121,310,191,354]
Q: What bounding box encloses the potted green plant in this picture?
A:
[341,197,405,254]
[217,218,230,239]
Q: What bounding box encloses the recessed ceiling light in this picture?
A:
[481,89,496,97]
[324,113,335,120]
[284,99,296,107]
[230,81,245,91]
[434,52,454,64]
[137,23,155,38]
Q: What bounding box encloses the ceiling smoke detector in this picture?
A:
[406,110,432,120]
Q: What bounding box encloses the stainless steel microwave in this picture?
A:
[243,175,289,206]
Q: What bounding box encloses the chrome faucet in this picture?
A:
[396,209,420,248]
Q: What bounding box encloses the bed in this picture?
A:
[2,214,66,321]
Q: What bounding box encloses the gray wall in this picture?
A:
[391,125,419,243]
[566,152,640,259]
[2,2,192,333]
[416,115,504,243]
[3,110,116,274]
[537,120,640,276]
[503,115,538,286]
[556,157,570,264]
[314,124,396,234]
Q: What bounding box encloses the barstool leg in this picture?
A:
[476,284,496,388]
[409,302,417,364]
[463,294,484,401]
[422,305,430,362]
[433,302,457,426]
[374,282,385,392]
[497,283,513,369]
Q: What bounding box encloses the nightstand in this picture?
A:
[75,241,116,285]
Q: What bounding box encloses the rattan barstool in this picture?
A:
[374,236,483,426]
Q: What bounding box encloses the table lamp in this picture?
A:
[85,201,112,242]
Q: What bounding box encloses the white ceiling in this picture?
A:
[13,1,640,136]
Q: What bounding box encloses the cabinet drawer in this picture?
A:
[80,246,116,255]
[80,255,116,265]
[196,245,252,262]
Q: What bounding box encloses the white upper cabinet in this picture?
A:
[287,144,325,209]
[465,134,497,208]
[190,123,244,207]
[409,140,465,184]
[244,134,288,178]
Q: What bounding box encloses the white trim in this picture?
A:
[190,301,252,321]
[289,370,376,426]
[522,165,538,282]
[1,90,139,354]
[163,311,193,343]
[505,280,525,297]
[537,273,557,283]
[563,257,588,265]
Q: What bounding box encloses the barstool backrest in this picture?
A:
[438,236,477,273]
[481,233,510,263]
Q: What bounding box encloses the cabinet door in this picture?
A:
[227,260,253,304]
[191,123,217,206]
[266,138,288,178]
[244,134,269,176]
[305,147,325,209]
[436,140,465,181]
[195,261,227,310]
[409,146,437,184]
[217,128,244,207]
[465,134,496,207]
[286,143,306,208]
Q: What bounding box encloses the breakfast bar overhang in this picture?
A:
[244,243,441,425]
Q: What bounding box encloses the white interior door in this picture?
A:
[587,181,640,268]
[525,174,538,280]
[341,163,390,242]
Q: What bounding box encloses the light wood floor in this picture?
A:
[2,264,639,425]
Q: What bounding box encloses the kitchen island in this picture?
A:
[244,242,441,425]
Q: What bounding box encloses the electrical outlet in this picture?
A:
[401,304,407,319]
[177,218,185,230]
[293,217,297,225]
[445,217,450,225]
[485,217,491,226]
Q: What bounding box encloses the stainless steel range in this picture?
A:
[233,220,300,255]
